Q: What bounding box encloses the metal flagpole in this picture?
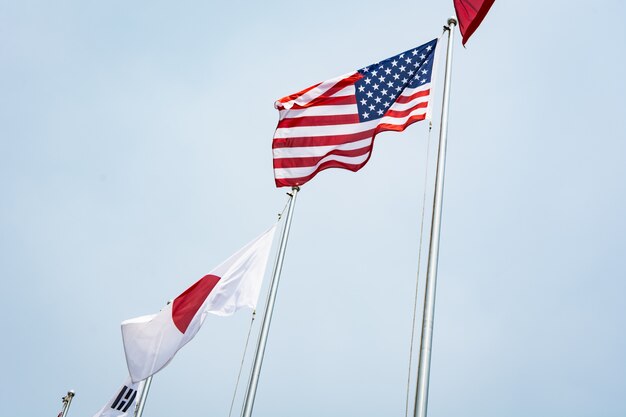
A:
[241,186,299,417]
[134,375,153,417]
[413,17,457,417]
[59,390,75,417]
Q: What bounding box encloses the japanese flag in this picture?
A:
[121,225,276,382]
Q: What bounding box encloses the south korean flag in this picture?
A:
[92,377,145,417]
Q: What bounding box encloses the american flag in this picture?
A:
[272,38,438,188]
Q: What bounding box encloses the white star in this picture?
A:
[399,53,405,58]
[381,88,388,96]
[384,101,390,107]
[366,91,373,98]
[385,68,392,75]
[405,57,412,64]
[377,109,384,115]
[424,60,429,65]
[358,85,365,92]
[421,79,426,83]
[373,83,379,90]
[363,112,370,118]
[387,81,394,88]
[402,78,408,83]
[421,69,428,75]
[420,54,426,60]
[426,45,432,51]
[363,66,370,72]
[374,96,382,103]
[399,65,406,72]
[393,74,400,80]
[412,49,418,56]
[360,99,367,105]
[378,76,385,83]
[365,77,371,84]
[395,86,402,91]
[391,59,398,67]
[369,104,375,111]
[371,70,378,76]
[408,70,415,76]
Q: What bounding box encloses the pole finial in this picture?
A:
[62,390,75,402]
[287,186,300,198]
[447,17,457,27]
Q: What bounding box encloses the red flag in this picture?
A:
[453,0,495,45]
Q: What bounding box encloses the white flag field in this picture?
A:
[92,377,144,417]
[121,225,277,382]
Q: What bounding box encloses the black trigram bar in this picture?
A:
[111,385,138,412]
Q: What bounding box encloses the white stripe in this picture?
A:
[273,119,379,139]
[274,153,371,179]
[379,108,428,126]
[273,138,373,159]
[279,104,358,119]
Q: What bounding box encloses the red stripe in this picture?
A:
[274,158,371,187]
[395,89,430,104]
[275,82,322,108]
[385,101,428,118]
[273,146,372,169]
[315,73,361,98]
[277,113,359,128]
[376,114,426,134]
[286,95,356,110]
[172,274,221,334]
[275,73,360,110]
[272,128,376,149]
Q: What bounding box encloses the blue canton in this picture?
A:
[355,38,437,122]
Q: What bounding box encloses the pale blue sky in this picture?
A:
[1,1,625,417]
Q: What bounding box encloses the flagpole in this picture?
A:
[241,186,299,417]
[134,375,153,417]
[413,17,457,417]
[59,390,75,417]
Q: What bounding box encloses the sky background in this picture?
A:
[1,1,625,417]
